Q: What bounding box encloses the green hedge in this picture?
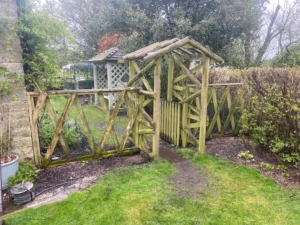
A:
[239,68,300,164]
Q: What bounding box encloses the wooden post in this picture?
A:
[167,55,174,101]
[27,95,42,166]
[181,88,189,147]
[107,62,113,110]
[199,55,210,153]
[153,58,162,158]
[93,64,98,105]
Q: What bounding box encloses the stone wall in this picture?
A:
[0,0,33,160]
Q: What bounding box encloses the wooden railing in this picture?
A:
[27,88,156,167]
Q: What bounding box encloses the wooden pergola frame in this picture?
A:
[121,37,224,154]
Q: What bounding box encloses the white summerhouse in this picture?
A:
[88,48,129,109]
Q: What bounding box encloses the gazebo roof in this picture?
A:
[88,47,124,63]
[120,37,223,63]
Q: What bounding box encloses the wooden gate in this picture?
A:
[27,88,156,167]
[160,100,181,147]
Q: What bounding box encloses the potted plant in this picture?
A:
[0,107,19,189]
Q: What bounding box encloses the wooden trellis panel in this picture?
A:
[27,88,143,168]
[160,84,242,147]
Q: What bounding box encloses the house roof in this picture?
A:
[120,37,224,63]
[88,47,125,62]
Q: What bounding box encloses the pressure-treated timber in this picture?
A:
[75,96,96,154]
[181,89,189,147]
[172,55,202,88]
[152,57,162,158]
[27,94,42,166]
[97,91,126,152]
[211,88,221,132]
[119,107,139,151]
[199,55,210,154]
[43,94,76,167]
[45,98,71,159]
[28,88,139,96]
[32,94,47,124]
[144,37,191,61]
[127,60,156,87]
[131,61,154,92]
[206,87,229,137]
[167,55,174,101]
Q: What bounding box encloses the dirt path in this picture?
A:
[159,141,206,197]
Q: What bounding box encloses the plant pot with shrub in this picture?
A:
[0,109,19,189]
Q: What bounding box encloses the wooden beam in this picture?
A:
[206,87,229,137]
[179,90,201,104]
[75,96,96,154]
[43,94,76,167]
[119,107,139,151]
[138,90,155,98]
[32,93,47,124]
[144,37,191,61]
[27,94,42,166]
[152,57,162,158]
[198,55,210,154]
[45,98,71,159]
[97,91,125,152]
[131,60,154,92]
[189,39,224,63]
[179,47,194,55]
[172,55,202,88]
[167,55,174,101]
[127,60,156,87]
[28,87,139,96]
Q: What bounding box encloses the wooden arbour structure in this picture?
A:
[28,37,241,167]
[120,36,234,154]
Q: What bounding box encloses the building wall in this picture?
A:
[0,0,33,160]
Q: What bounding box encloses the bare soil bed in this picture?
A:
[205,136,300,188]
[0,154,150,217]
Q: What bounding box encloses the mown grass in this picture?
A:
[48,96,129,143]
[5,150,300,225]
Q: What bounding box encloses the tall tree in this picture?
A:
[59,0,266,66]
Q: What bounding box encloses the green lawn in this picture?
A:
[48,96,129,143]
[5,150,300,225]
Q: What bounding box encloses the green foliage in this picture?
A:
[239,68,300,164]
[39,114,82,149]
[7,163,38,187]
[17,0,76,91]
[260,162,274,171]
[238,150,254,160]
[273,44,300,68]
[0,67,22,96]
[60,0,266,66]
